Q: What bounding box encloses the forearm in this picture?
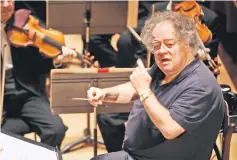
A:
[102,82,138,103]
[142,92,184,139]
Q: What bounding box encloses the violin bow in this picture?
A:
[197,33,219,72]
[127,26,150,68]
[0,44,7,130]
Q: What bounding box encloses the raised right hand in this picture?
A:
[87,87,105,107]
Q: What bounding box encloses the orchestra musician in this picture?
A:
[1,0,77,148]
[87,11,224,160]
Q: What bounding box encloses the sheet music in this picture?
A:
[0,132,59,160]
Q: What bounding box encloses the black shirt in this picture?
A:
[123,58,225,160]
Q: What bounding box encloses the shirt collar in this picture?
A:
[173,57,201,84]
[149,57,201,85]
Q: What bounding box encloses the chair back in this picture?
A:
[213,100,235,160]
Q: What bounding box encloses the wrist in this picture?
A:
[138,88,152,97]
[139,89,153,103]
[53,59,62,68]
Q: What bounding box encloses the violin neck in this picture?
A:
[43,35,84,60]
[43,35,63,51]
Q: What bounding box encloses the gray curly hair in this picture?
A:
[140,11,200,56]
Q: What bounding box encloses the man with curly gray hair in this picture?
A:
[141,11,200,57]
[89,11,224,160]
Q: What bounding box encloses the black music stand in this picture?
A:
[46,1,138,154]
[50,68,134,156]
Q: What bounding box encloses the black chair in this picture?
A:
[213,101,235,160]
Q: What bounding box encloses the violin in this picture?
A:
[7,9,94,67]
[172,1,219,75]
[173,1,212,45]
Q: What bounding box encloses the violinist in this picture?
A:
[97,0,223,154]
[1,0,76,148]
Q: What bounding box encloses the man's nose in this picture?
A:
[157,44,167,55]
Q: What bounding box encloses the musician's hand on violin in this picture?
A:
[197,47,210,60]
[84,52,100,68]
[208,57,221,76]
[87,87,105,107]
[53,46,77,66]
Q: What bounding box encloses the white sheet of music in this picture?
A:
[0,132,59,160]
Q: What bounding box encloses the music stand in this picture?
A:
[46,1,138,154]
[0,130,62,160]
[46,1,138,35]
[50,68,134,155]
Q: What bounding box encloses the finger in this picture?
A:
[56,55,63,62]
[137,59,145,70]
[88,100,98,107]
[94,90,103,100]
[93,61,100,68]
[87,87,96,99]
[129,74,133,81]
[205,48,210,53]
[90,56,95,61]
[82,59,92,66]
[135,67,142,75]
[85,52,91,56]
[138,64,145,73]
[98,101,103,105]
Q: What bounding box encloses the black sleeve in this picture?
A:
[205,16,221,59]
[38,55,55,74]
[27,47,55,74]
[169,86,213,133]
[202,6,222,59]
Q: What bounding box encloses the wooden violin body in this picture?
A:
[7,9,95,67]
[173,1,212,45]
[8,15,65,58]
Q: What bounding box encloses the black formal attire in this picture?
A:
[86,34,117,68]
[1,12,67,148]
[97,1,223,153]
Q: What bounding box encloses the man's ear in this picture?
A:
[184,43,190,52]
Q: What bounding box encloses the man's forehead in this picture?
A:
[152,22,176,39]
[1,0,15,6]
[1,0,15,3]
